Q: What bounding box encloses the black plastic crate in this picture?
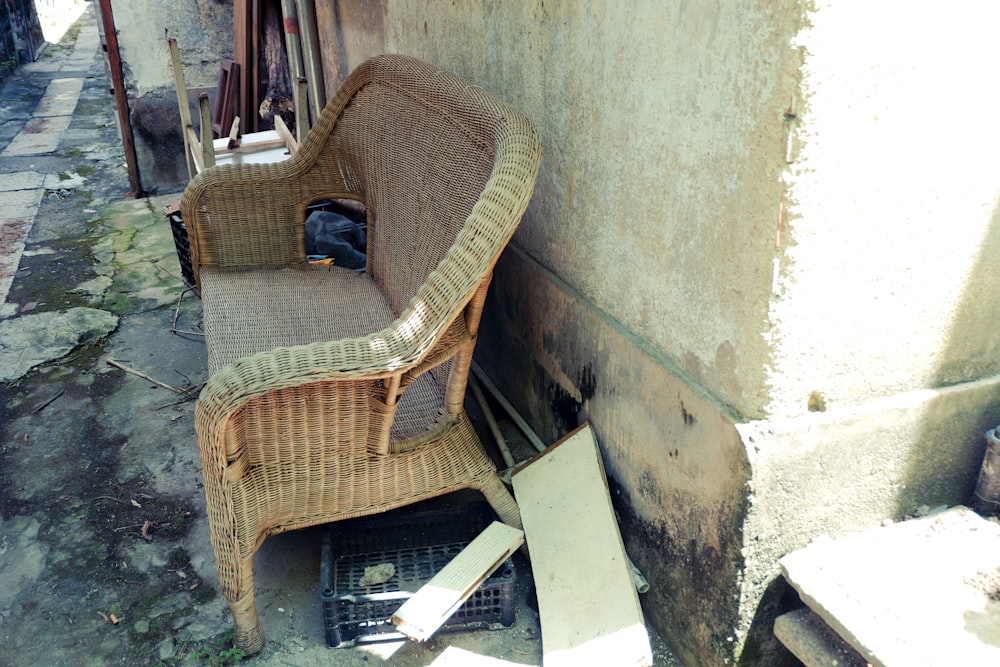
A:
[319,503,517,648]
[164,203,196,289]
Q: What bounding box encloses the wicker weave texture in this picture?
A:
[182,54,541,654]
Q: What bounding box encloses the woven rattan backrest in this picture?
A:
[316,56,509,316]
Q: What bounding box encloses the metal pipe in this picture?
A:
[626,555,650,594]
[295,77,309,143]
[295,0,326,124]
[469,374,515,468]
[279,0,307,136]
[471,361,548,453]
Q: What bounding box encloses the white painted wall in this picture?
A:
[770,1,1000,419]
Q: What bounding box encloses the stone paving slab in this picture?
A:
[21,59,63,74]
[0,218,34,302]
[0,171,46,192]
[0,188,43,221]
[2,115,73,156]
[34,77,85,116]
[0,307,119,382]
[780,506,1000,667]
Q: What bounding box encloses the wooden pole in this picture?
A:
[96,0,142,196]
[167,38,197,180]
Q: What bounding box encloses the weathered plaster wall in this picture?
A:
[109,0,232,192]
[371,1,800,664]
[113,0,230,96]
[368,1,1000,664]
[733,2,1000,662]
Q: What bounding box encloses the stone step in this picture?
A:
[779,506,1000,667]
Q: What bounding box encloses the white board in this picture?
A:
[392,521,524,642]
[512,423,652,667]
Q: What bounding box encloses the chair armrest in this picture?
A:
[180,153,361,284]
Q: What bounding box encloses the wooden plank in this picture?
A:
[780,506,1000,667]
[185,127,204,174]
[212,59,241,139]
[198,93,215,170]
[167,38,196,181]
[273,115,298,155]
[211,130,285,155]
[391,521,524,642]
[511,423,652,667]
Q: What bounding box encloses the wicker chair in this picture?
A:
[181,54,542,654]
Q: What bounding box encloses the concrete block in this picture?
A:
[780,507,1000,666]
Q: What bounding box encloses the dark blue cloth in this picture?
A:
[305,210,367,270]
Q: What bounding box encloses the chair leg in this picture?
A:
[478,472,522,530]
[222,556,265,655]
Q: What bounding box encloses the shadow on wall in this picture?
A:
[898,195,1000,515]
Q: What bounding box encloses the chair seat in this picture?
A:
[201,264,446,442]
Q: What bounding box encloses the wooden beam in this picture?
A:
[511,424,652,667]
[197,93,215,170]
[391,521,524,642]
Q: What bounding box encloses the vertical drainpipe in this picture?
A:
[97,0,142,197]
[279,0,308,140]
[295,0,326,125]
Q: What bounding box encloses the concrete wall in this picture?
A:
[109,0,232,193]
[769,2,1000,419]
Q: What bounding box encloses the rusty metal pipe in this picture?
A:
[279,0,306,130]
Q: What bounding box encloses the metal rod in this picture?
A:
[295,0,326,123]
[470,361,547,453]
[469,374,515,468]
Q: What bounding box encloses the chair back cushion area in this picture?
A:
[311,55,537,318]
